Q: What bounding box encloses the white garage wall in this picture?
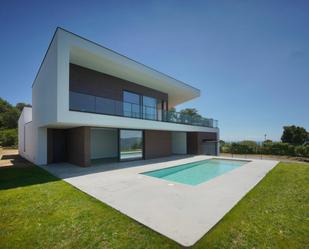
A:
[172,132,187,154]
[24,122,35,162]
[202,142,218,156]
[90,128,118,159]
[18,121,35,163]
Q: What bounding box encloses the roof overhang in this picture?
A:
[60,28,200,107]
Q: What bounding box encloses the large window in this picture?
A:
[123,91,141,118]
[119,130,143,160]
[122,90,165,121]
[143,96,157,120]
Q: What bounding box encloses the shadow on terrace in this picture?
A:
[44,154,198,179]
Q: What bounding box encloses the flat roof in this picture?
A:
[33,27,201,106]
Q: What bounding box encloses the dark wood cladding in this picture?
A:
[47,127,91,167]
[187,132,217,154]
[187,132,198,155]
[66,127,91,167]
[144,130,172,159]
[47,129,66,163]
[47,129,53,164]
[70,63,168,102]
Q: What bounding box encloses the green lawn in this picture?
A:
[0,162,308,249]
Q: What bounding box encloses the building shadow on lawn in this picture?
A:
[0,155,60,191]
[1,153,32,166]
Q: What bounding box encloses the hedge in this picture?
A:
[0,128,18,147]
[221,141,309,158]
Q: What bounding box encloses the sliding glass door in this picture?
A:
[119,129,143,160]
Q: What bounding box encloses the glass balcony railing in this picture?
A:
[69,91,218,128]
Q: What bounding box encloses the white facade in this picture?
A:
[90,128,118,159]
[19,27,219,165]
[172,132,187,154]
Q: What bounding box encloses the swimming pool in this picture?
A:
[142,159,249,186]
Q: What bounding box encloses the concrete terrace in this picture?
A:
[43,155,278,247]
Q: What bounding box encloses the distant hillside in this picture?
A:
[120,137,142,149]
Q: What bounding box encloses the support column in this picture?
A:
[216,130,220,156]
[144,130,172,159]
[35,127,48,165]
[66,127,91,167]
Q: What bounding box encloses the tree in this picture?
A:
[179,108,201,118]
[16,102,31,112]
[169,107,176,112]
[0,97,31,147]
[281,125,308,145]
[0,98,12,113]
[0,98,31,129]
[219,140,225,146]
[0,98,19,129]
[1,108,19,129]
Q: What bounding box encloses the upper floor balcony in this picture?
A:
[30,28,218,130]
[69,91,218,128]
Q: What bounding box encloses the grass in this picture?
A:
[0,162,308,249]
[194,162,309,249]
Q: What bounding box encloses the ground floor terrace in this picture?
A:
[43,155,278,246]
[1,149,307,248]
[47,127,219,167]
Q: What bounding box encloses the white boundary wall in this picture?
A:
[18,107,35,162]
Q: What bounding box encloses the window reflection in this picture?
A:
[70,91,95,112]
[123,91,141,118]
[120,130,143,160]
[143,96,157,120]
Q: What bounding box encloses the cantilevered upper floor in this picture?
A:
[32,27,218,132]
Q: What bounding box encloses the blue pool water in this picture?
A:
[142,159,249,186]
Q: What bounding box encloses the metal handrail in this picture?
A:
[69,91,218,128]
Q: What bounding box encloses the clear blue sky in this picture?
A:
[1,0,308,141]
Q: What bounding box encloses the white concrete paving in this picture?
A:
[42,155,278,247]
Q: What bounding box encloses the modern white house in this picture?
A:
[18,27,219,167]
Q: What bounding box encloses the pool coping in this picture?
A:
[43,155,279,247]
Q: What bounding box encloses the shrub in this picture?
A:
[0,128,18,147]
[228,141,258,154]
[261,142,295,156]
[295,146,305,157]
[301,145,308,157]
[295,145,309,158]
[220,144,231,153]
[220,140,309,158]
[220,141,309,158]
[239,140,258,153]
